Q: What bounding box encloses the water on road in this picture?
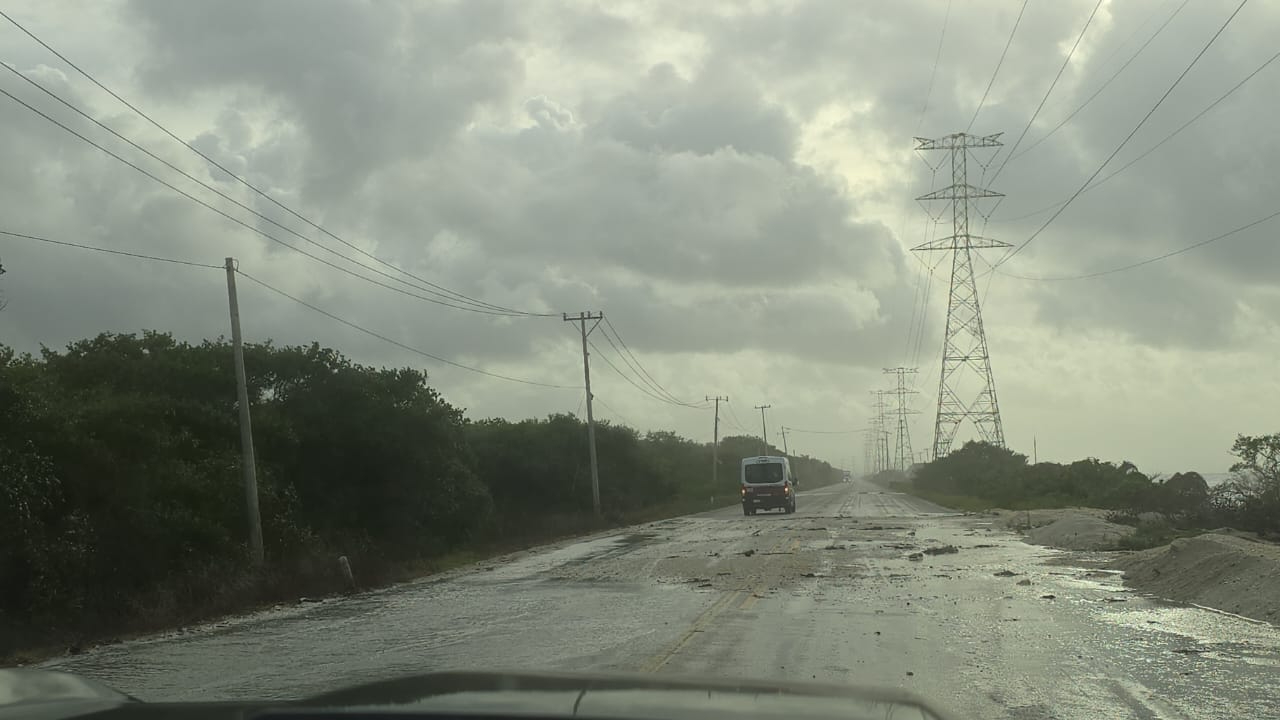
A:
[43,480,1280,718]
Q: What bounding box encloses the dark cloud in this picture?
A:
[1,0,1277,472]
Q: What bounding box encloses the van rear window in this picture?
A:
[744,463,785,484]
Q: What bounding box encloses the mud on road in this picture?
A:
[44,480,1280,719]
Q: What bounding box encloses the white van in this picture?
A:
[740,455,797,515]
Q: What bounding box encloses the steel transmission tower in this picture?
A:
[884,367,919,471]
[912,132,1010,459]
[871,391,892,473]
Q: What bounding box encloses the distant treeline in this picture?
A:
[0,331,842,656]
[889,437,1280,540]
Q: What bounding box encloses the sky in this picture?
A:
[1,0,1276,475]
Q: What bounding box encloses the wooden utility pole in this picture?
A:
[224,258,264,567]
[755,405,772,455]
[707,395,728,488]
[564,311,604,515]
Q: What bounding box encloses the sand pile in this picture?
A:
[1024,511,1134,550]
[1114,533,1280,622]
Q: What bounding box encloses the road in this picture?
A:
[45,479,1280,718]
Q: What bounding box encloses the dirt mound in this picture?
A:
[985,507,1113,531]
[1114,533,1280,622]
[1024,511,1134,550]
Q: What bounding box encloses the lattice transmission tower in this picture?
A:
[912,132,1009,459]
[870,390,892,473]
[884,367,919,471]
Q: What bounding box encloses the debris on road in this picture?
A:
[1040,594,1057,600]
[993,569,1019,577]
[742,549,756,557]
[907,552,924,561]
[922,545,959,555]
[1016,579,1032,586]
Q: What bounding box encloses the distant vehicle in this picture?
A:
[741,455,796,515]
[842,472,851,483]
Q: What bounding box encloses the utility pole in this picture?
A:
[224,258,264,567]
[884,367,920,471]
[564,311,605,515]
[863,429,875,477]
[706,395,729,489]
[754,405,772,455]
[780,426,789,456]
[913,132,1010,459]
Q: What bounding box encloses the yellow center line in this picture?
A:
[641,588,743,672]
[643,531,796,670]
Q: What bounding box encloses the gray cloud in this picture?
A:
[1,0,1278,473]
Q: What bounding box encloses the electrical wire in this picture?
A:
[0,9,540,318]
[914,0,953,134]
[0,228,222,269]
[586,337,695,408]
[992,0,1250,270]
[992,45,1280,225]
[600,317,703,408]
[592,394,635,429]
[725,401,750,433]
[235,269,577,389]
[989,0,1106,185]
[967,0,1029,133]
[781,427,858,435]
[0,62,542,317]
[1009,0,1191,163]
[0,86,534,317]
[995,206,1280,281]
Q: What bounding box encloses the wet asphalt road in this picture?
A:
[44,479,1280,718]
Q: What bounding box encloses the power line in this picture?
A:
[993,0,1250,270]
[725,401,750,433]
[235,269,577,389]
[0,61,537,317]
[0,228,222,269]
[1009,0,1191,163]
[781,427,858,435]
[586,337,698,409]
[914,0,953,134]
[992,45,1280,225]
[600,317,702,408]
[0,9,538,318]
[989,0,1106,185]
[0,85,535,317]
[996,206,1280,281]
[967,0,1029,133]
[592,394,634,429]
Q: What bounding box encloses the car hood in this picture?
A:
[0,669,953,720]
